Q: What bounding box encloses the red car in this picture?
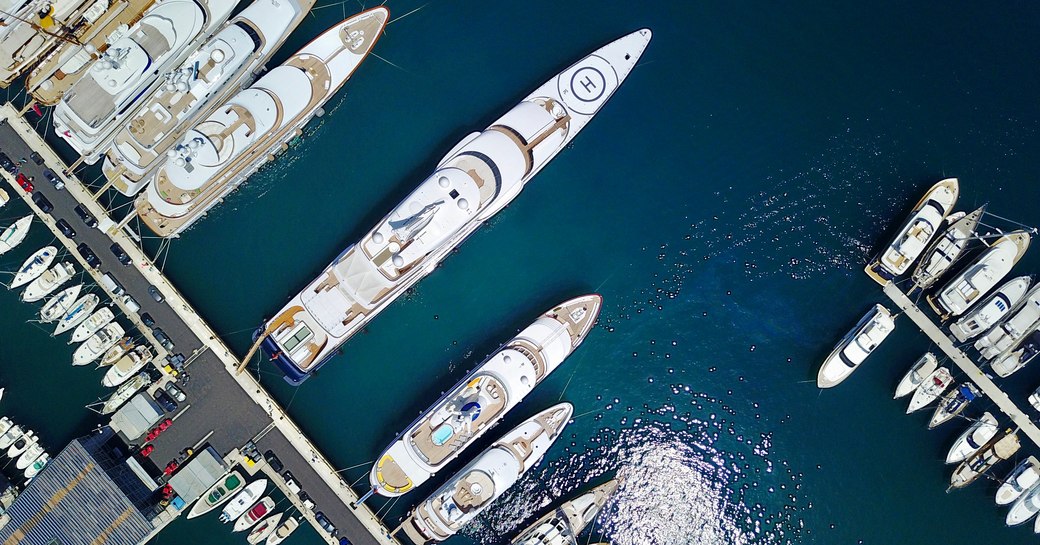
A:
[15,173,32,192]
[140,445,154,457]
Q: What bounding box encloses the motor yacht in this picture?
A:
[74,322,125,365]
[186,469,244,518]
[509,480,618,545]
[928,383,981,429]
[264,517,298,545]
[219,479,267,523]
[371,295,601,497]
[0,418,13,439]
[950,429,1019,489]
[24,453,49,479]
[71,306,114,342]
[10,246,57,289]
[0,215,32,255]
[233,497,274,532]
[894,352,937,399]
[997,456,1040,506]
[99,337,133,366]
[911,206,985,290]
[945,412,998,464]
[100,372,150,413]
[0,425,23,450]
[950,275,1031,342]
[928,231,1030,320]
[975,284,1040,359]
[54,293,100,335]
[991,329,1040,378]
[246,512,283,544]
[101,345,153,386]
[1008,482,1040,526]
[15,441,43,470]
[817,304,895,388]
[0,0,107,87]
[22,262,75,302]
[39,284,81,322]
[7,431,36,458]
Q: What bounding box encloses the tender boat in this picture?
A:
[74,323,125,366]
[927,231,1031,320]
[911,206,985,290]
[254,29,652,385]
[136,6,390,235]
[950,429,1019,489]
[371,295,601,497]
[997,456,1040,506]
[100,372,152,413]
[39,285,82,322]
[950,276,1032,342]
[233,497,274,532]
[246,512,283,544]
[103,0,319,196]
[991,329,1040,378]
[7,431,37,458]
[894,353,937,399]
[264,516,299,545]
[15,441,43,470]
[71,307,115,343]
[928,383,981,429]
[219,479,267,523]
[1010,482,1040,526]
[509,480,618,545]
[10,246,57,289]
[0,215,32,255]
[186,470,245,519]
[101,345,154,387]
[945,412,998,464]
[402,403,573,545]
[0,0,108,87]
[907,367,954,413]
[976,284,1040,359]
[816,304,895,388]
[0,425,23,450]
[22,262,76,303]
[865,178,959,285]
[24,453,49,479]
[54,294,100,335]
[99,337,134,366]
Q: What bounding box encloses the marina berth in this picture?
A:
[219,478,267,523]
[509,479,618,545]
[927,231,1031,320]
[944,412,997,464]
[371,295,601,497]
[10,245,57,289]
[39,284,82,322]
[893,352,937,399]
[0,215,32,255]
[70,306,114,342]
[974,284,1040,360]
[928,382,981,429]
[401,403,574,545]
[103,0,316,196]
[186,469,245,518]
[255,29,652,385]
[135,6,389,233]
[949,275,1031,342]
[865,178,959,285]
[52,0,239,163]
[990,328,1040,378]
[101,345,153,386]
[816,304,894,388]
[911,206,985,290]
[0,0,104,87]
[22,261,76,302]
[73,322,125,365]
[950,429,1019,489]
[53,293,100,335]
[997,456,1040,506]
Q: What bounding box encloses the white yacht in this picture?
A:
[99,337,133,366]
[944,412,997,464]
[0,187,8,208]
[950,275,1031,342]
[71,306,114,342]
[103,0,317,196]
[928,231,1031,320]
[219,479,267,523]
[893,352,937,399]
[136,6,388,235]
[991,329,1040,378]
[52,0,239,163]
[1009,482,1040,526]
[101,345,153,386]
[0,215,32,255]
[39,284,82,322]
[1030,386,1040,412]
[0,418,13,439]
[509,480,617,545]
[911,207,985,290]
[187,469,244,518]
[54,293,100,335]
[24,453,49,479]
[928,383,981,429]
[7,431,36,458]
[15,441,43,470]
[0,0,104,87]
[10,246,57,289]
[22,262,76,302]
[246,513,282,544]
[0,425,23,450]
[253,29,651,385]
[975,284,1040,359]
[997,456,1040,506]
[100,372,150,413]
[816,304,894,388]
[371,296,601,497]
[232,496,273,532]
[950,430,1019,490]
[865,178,959,285]
[74,322,125,365]
[264,517,298,545]
[401,403,573,545]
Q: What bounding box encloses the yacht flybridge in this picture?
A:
[255,29,653,385]
[135,6,389,234]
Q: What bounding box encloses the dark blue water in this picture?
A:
[1,1,1039,544]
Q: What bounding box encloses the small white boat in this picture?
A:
[39,285,82,322]
[929,383,981,429]
[509,480,618,545]
[10,246,57,289]
[247,513,283,544]
[0,425,24,450]
[8,431,37,458]
[976,284,1040,359]
[15,441,43,470]
[0,215,32,255]
[1008,482,1040,526]
[992,329,1040,378]
[71,307,115,343]
[997,456,1040,506]
[894,353,937,399]
[99,338,134,367]
[24,453,49,479]
[928,231,1031,320]
[0,188,8,208]
[950,429,1019,489]
[1030,386,1040,412]
[22,262,75,303]
[865,178,959,285]
[265,517,299,545]
[54,294,100,335]
[0,417,13,438]
[945,412,998,464]
[817,304,895,388]
[101,372,152,413]
[102,346,154,387]
[907,367,954,413]
[950,276,1032,342]
[74,323,125,366]
[911,206,985,290]
[219,479,267,523]
[186,470,245,519]
[233,498,274,532]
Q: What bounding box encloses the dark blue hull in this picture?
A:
[253,327,326,386]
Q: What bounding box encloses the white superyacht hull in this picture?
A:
[10,246,57,289]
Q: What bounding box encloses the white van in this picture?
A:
[100,273,125,296]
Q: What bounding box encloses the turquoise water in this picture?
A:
[1,1,1040,544]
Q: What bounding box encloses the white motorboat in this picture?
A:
[22,262,76,302]
[254,28,652,385]
[950,275,1031,342]
[997,456,1040,506]
[186,470,245,519]
[246,512,283,544]
[7,431,36,458]
[100,372,151,413]
[991,329,1040,378]
[39,284,82,322]
[136,6,389,236]
[1030,386,1040,412]
[928,231,1031,320]
[103,0,318,196]
[101,345,153,387]
[817,304,895,388]
[950,429,1019,489]
[264,517,298,545]
[0,188,8,208]
[24,453,49,479]
[15,441,43,470]
[0,215,32,255]
[71,306,115,343]
[865,178,959,285]
[99,338,134,367]
[907,366,954,413]
[0,417,12,438]
[371,295,601,497]
[894,352,937,399]
[945,412,998,464]
[10,246,57,289]
[0,425,21,450]
[219,479,267,523]
[54,294,100,335]
[1010,483,1040,526]
[233,497,274,532]
[911,206,985,290]
[929,383,981,429]
[74,323,125,366]
[402,403,573,545]
[976,284,1040,359]
[509,480,618,545]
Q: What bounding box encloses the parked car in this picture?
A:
[153,389,178,412]
[147,285,164,302]
[264,450,284,473]
[298,491,315,511]
[164,382,186,403]
[140,312,155,328]
[29,151,43,165]
[151,327,174,352]
[31,192,52,213]
[338,538,352,545]
[0,152,16,174]
[43,169,63,190]
[15,173,32,192]
[314,512,337,536]
[76,242,100,268]
[74,204,97,228]
[110,243,132,266]
[55,218,76,238]
[282,470,301,494]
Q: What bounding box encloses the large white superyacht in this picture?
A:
[102,0,315,196]
[0,0,106,86]
[255,29,653,385]
[134,6,389,234]
[370,295,601,497]
[52,0,238,163]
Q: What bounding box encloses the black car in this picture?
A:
[56,218,76,238]
[110,243,132,266]
[43,169,63,189]
[76,242,100,268]
[141,312,155,328]
[73,204,97,228]
[30,152,43,165]
[314,512,337,536]
[0,152,16,174]
[152,327,174,351]
[147,285,164,302]
[264,450,284,473]
[153,389,178,412]
[31,192,52,214]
